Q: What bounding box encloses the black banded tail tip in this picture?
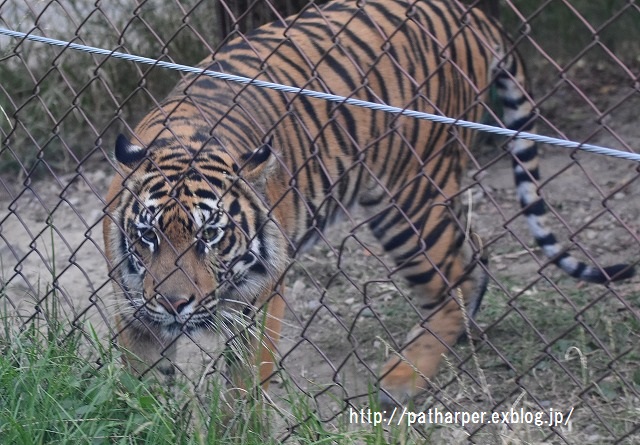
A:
[604,263,635,282]
[582,263,635,284]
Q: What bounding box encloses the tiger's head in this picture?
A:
[104,134,288,337]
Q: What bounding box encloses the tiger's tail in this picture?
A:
[492,52,633,283]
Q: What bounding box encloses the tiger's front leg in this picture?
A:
[115,312,178,380]
[226,286,286,392]
[257,287,286,387]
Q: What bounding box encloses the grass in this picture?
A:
[446,275,640,443]
[0,329,184,443]
[0,295,427,444]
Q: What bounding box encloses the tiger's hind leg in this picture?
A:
[365,201,488,405]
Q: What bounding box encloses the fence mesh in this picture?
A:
[1,0,639,443]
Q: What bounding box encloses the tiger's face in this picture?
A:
[105,135,287,337]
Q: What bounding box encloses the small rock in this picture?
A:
[360,308,375,318]
[344,297,355,305]
[613,191,625,200]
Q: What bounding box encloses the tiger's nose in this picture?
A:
[155,295,194,314]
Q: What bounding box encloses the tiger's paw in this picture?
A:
[378,358,428,409]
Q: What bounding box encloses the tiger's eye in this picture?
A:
[201,226,221,243]
[140,229,158,245]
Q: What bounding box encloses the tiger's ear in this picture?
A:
[239,139,277,185]
[115,134,146,171]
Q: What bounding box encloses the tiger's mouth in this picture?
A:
[127,299,217,331]
[120,283,217,331]
[119,275,259,336]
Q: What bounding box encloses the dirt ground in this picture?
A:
[1,64,639,443]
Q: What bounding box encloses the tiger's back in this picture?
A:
[104,0,632,405]
[133,0,498,245]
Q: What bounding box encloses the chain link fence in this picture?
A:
[1,0,639,443]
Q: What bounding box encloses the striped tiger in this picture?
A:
[103,0,633,404]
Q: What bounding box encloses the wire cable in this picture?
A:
[1,27,638,162]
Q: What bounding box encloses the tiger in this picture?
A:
[103,0,633,405]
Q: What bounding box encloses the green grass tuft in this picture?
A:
[0,298,412,444]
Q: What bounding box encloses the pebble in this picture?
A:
[344,297,355,305]
[359,308,375,318]
[613,191,625,200]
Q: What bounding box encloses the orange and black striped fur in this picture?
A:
[104,0,633,404]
